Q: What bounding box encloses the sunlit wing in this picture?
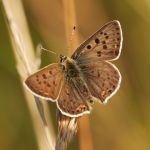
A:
[80,62,121,103]
[24,63,63,102]
[72,20,122,64]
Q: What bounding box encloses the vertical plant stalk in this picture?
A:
[2,0,55,150]
[63,0,79,55]
[56,111,78,150]
[78,116,93,150]
[55,0,78,150]
[56,0,93,150]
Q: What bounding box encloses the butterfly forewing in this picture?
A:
[72,20,122,64]
[25,63,63,101]
[80,62,121,103]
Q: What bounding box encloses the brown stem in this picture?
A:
[56,0,93,150]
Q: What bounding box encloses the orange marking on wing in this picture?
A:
[101,91,107,98]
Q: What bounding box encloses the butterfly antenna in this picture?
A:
[39,44,57,55]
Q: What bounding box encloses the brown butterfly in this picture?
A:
[24,20,123,117]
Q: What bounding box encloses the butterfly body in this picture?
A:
[24,20,123,117]
[60,55,93,103]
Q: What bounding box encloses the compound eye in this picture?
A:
[60,55,67,62]
[60,55,63,62]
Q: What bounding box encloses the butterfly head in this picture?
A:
[59,54,78,73]
[59,54,67,63]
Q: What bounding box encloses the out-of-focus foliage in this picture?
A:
[0,0,150,150]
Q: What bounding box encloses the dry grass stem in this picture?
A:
[56,111,78,150]
[2,0,55,150]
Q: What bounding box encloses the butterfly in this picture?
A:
[24,20,123,117]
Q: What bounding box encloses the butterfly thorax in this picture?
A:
[60,55,81,80]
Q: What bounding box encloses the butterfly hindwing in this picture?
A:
[57,77,91,117]
[72,20,122,64]
[25,63,63,101]
[80,61,121,103]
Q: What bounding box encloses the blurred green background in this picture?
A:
[0,0,150,150]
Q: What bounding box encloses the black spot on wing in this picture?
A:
[87,45,91,49]
[95,38,100,44]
